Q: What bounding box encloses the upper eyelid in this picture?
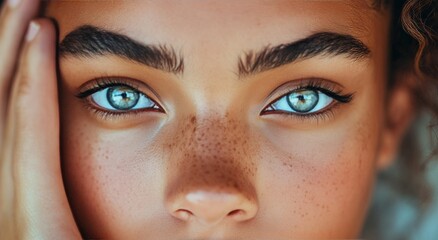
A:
[76,77,141,98]
[76,83,141,99]
[75,77,163,102]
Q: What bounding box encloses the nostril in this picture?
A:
[167,191,258,224]
[227,209,243,216]
[173,209,193,221]
[227,209,254,222]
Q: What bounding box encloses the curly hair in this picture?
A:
[396,0,437,116]
[363,0,437,238]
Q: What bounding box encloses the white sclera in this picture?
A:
[271,89,333,114]
[91,87,156,111]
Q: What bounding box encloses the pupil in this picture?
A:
[287,90,319,113]
[107,86,140,110]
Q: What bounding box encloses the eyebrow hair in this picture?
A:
[59,25,184,74]
[238,32,371,77]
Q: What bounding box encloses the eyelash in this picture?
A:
[262,79,354,122]
[77,77,140,98]
[76,77,162,120]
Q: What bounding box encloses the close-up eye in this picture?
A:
[262,82,354,116]
[267,89,333,114]
[90,86,158,111]
[76,78,163,114]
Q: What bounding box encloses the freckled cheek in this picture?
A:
[61,121,166,235]
[257,122,378,235]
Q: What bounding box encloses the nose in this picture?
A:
[168,190,258,225]
[165,115,258,226]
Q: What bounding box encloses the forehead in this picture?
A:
[46,1,383,46]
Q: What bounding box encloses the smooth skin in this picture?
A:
[0,0,415,239]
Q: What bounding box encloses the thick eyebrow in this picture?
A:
[238,32,371,77]
[59,25,184,74]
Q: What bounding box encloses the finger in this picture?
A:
[8,19,80,239]
[0,0,40,85]
[0,0,40,138]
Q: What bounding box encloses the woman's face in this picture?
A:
[46,1,391,238]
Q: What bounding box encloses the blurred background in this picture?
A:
[363,112,438,239]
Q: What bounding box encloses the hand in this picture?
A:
[0,0,81,239]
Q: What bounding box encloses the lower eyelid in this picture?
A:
[80,99,165,123]
[269,101,341,123]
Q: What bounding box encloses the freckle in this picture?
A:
[190,115,196,123]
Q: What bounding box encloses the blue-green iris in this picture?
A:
[107,86,140,110]
[287,89,319,113]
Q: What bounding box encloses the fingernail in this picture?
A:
[7,0,21,8]
[26,21,40,42]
